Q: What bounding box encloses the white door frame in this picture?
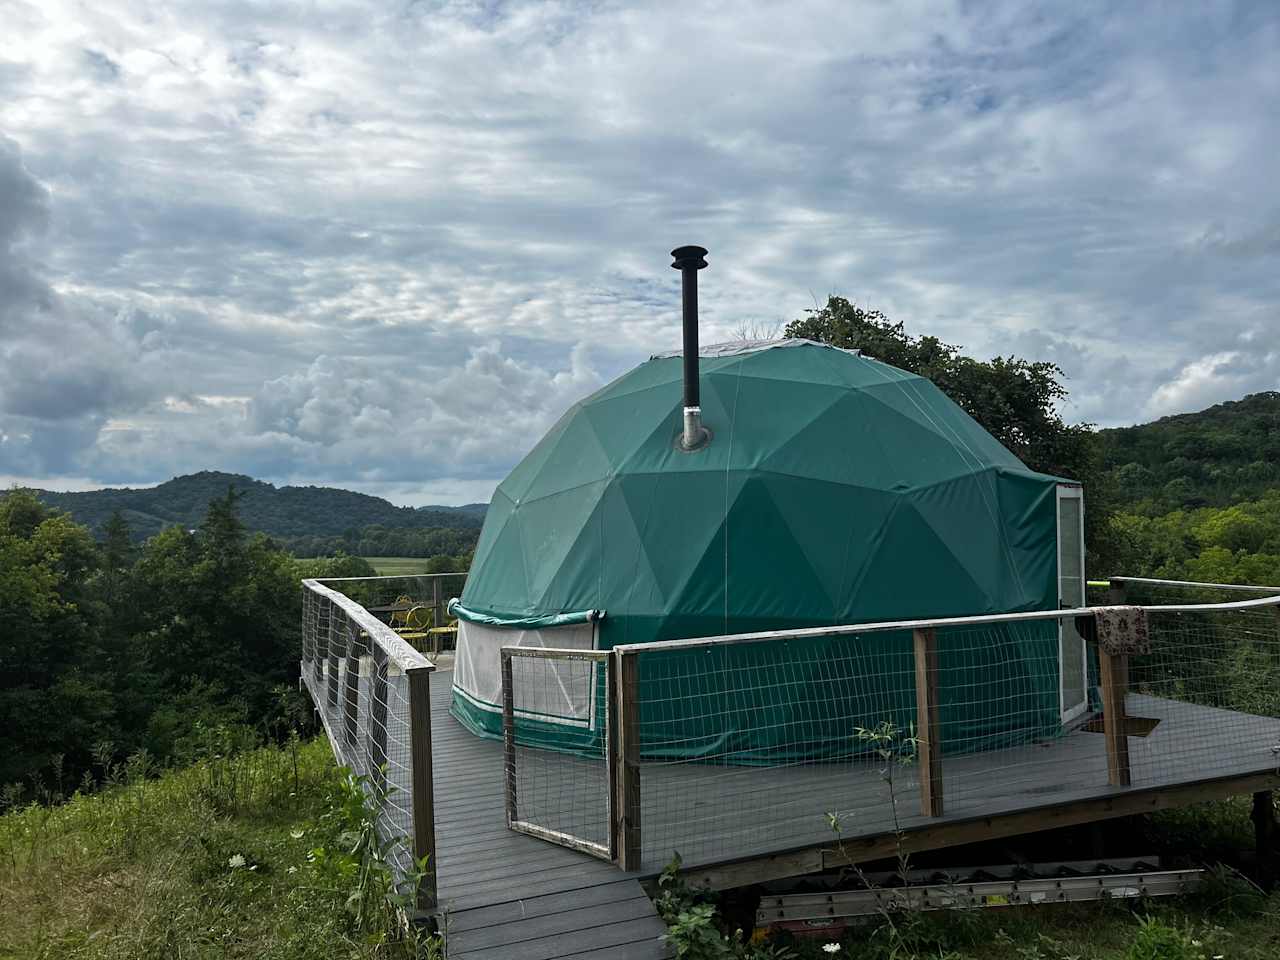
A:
[1056,484,1088,723]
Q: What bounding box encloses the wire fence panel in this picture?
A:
[343,572,1280,882]
[632,632,921,869]
[1127,605,1280,786]
[300,579,437,907]
[608,590,1280,873]
[932,618,1103,808]
[501,648,614,860]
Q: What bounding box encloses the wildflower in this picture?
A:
[287,866,298,874]
[228,854,246,869]
[822,945,841,955]
[290,829,305,839]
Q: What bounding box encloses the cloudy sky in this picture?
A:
[2,1,1278,505]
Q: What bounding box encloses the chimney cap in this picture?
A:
[670,245,708,270]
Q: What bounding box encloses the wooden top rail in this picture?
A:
[303,579,435,673]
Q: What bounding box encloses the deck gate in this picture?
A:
[501,647,617,860]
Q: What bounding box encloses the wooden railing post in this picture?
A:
[913,627,944,817]
[406,665,438,912]
[501,650,517,827]
[605,654,620,862]
[369,647,389,801]
[1078,612,1131,787]
[343,625,360,748]
[301,589,311,670]
[613,650,642,870]
[1098,648,1132,787]
[327,610,341,710]
[316,597,330,686]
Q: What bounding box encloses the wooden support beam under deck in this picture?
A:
[682,769,1280,892]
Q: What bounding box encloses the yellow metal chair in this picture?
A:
[395,603,435,652]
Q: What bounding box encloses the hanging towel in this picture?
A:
[1092,606,1151,656]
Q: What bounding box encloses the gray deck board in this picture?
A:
[452,897,660,951]
[446,879,651,934]
[426,666,1280,959]
[451,917,669,960]
[429,669,670,959]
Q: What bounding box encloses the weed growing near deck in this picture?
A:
[0,737,440,960]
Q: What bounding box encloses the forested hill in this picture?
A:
[1100,391,1280,514]
[31,471,486,543]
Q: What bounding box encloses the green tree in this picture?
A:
[785,297,1118,570]
[128,488,300,754]
[0,492,114,789]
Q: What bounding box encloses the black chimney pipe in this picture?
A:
[671,244,709,450]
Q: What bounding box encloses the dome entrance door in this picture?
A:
[1057,485,1088,723]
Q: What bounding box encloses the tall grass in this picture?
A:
[0,737,438,960]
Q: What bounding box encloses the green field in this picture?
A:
[362,557,434,576]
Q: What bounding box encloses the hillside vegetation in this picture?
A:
[1100,392,1280,514]
[0,737,438,960]
[0,488,374,794]
[1097,393,1280,584]
[31,471,484,557]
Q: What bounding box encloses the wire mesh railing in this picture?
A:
[314,572,469,658]
[500,647,616,860]
[500,579,1280,874]
[300,578,438,910]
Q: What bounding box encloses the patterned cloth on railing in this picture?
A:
[1092,605,1151,656]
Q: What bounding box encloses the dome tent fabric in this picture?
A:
[451,339,1071,763]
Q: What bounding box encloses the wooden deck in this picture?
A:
[429,668,670,959]
[429,663,1280,956]
[631,693,1280,874]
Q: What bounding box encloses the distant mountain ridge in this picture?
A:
[31,471,487,542]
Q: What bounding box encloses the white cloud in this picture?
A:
[1146,350,1280,421]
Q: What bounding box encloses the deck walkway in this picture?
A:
[429,668,670,959]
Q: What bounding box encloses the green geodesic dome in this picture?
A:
[451,339,1071,761]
